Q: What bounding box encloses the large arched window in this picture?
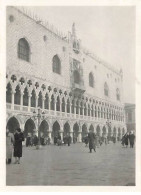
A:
[104,82,109,96]
[18,38,30,62]
[116,88,120,101]
[52,55,61,74]
[73,70,80,84]
[89,72,94,87]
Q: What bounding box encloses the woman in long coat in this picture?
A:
[88,130,96,153]
[124,132,129,148]
[6,129,14,164]
[14,128,24,164]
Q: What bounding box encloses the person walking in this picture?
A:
[13,128,24,164]
[6,128,14,164]
[129,131,135,148]
[67,134,71,146]
[84,135,89,147]
[124,132,129,148]
[88,130,96,153]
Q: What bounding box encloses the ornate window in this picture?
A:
[89,72,94,87]
[116,88,120,101]
[73,70,80,84]
[52,55,61,74]
[18,38,30,62]
[104,82,109,96]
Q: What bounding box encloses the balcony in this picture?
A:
[6,103,125,124]
[72,83,85,96]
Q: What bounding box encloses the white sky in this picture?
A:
[27,6,135,104]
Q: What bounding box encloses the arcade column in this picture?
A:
[78,131,82,142]
[70,131,73,143]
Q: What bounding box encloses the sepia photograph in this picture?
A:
[2,1,138,189]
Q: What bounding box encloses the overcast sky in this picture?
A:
[27,6,135,104]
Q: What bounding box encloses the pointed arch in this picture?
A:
[24,118,35,137]
[14,85,21,105]
[31,89,36,107]
[18,38,30,62]
[52,55,61,74]
[116,88,120,101]
[89,72,94,87]
[73,70,80,84]
[6,83,12,103]
[23,87,28,106]
[6,116,20,133]
[104,82,109,96]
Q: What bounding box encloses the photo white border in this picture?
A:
[0,0,141,192]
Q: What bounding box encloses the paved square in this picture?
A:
[6,142,135,186]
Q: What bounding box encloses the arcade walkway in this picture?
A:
[6,142,135,186]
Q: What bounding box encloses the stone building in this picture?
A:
[125,103,136,133]
[6,6,127,143]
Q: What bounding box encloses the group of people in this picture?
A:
[121,131,135,148]
[6,127,135,164]
[83,130,135,153]
[26,133,51,147]
[54,133,72,146]
[6,128,24,164]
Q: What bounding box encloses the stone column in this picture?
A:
[54,99,57,112]
[60,100,62,112]
[11,91,15,110]
[70,103,72,114]
[70,131,73,143]
[35,96,38,108]
[20,92,24,110]
[42,97,45,110]
[78,131,82,142]
[60,131,63,140]
[48,98,51,110]
[28,95,31,112]
[48,131,52,143]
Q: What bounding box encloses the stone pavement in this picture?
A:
[6,142,135,186]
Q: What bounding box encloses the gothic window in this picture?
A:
[74,70,80,84]
[14,85,20,105]
[38,91,42,108]
[18,38,30,62]
[6,83,12,103]
[23,87,28,106]
[45,93,49,109]
[52,55,61,74]
[116,88,120,101]
[56,96,60,111]
[31,90,36,107]
[89,72,94,87]
[104,82,109,97]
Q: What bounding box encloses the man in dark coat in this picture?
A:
[84,135,89,147]
[88,130,96,153]
[14,128,24,164]
[129,131,135,148]
[124,132,129,148]
[66,134,71,146]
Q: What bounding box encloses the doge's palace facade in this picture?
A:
[6,6,127,142]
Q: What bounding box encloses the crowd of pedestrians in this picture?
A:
[83,130,135,153]
[6,127,135,164]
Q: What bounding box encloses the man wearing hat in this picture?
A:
[129,130,135,148]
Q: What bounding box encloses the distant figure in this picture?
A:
[33,134,39,146]
[6,129,14,164]
[13,128,24,164]
[66,134,71,146]
[122,132,129,148]
[26,133,31,147]
[88,130,96,153]
[129,131,135,148]
[84,135,89,147]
